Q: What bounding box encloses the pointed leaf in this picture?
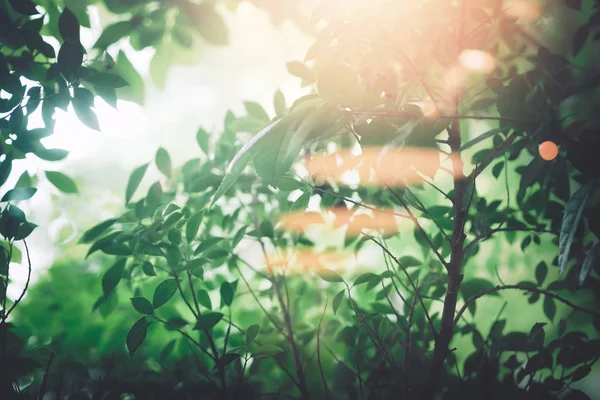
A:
[126,163,149,204]
[559,182,594,275]
[210,119,283,206]
[152,279,178,308]
[245,324,260,345]
[155,147,172,178]
[193,312,223,331]
[126,317,149,357]
[1,187,36,202]
[45,171,78,193]
[252,344,284,359]
[102,258,126,299]
[580,242,600,286]
[130,297,154,314]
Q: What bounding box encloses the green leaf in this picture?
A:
[398,256,422,267]
[58,7,80,42]
[45,171,78,194]
[14,222,37,241]
[102,258,126,299]
[155,147,172,178]
[353,272,380,287]
[83,73,129,88]
[1,187,36,202]
[535,262,548,286]
[259,220,274,238]
[332,289,345,315]
[8,0,39,15]
[126,317,149,357]
[197,289,212,310]
[211,119,283,206]
[580,242,600,286]
[252,344,284,359]
[57,41,83,82]
[186,211,204,242]
[126,163,149,204]
[286,61,314,82]
[290,191,310,212]
[220,281,234,307]
[79,218,118,244]
[245,324,260,346]
[193,312,224,331]
[141,261,156,276]
[152,279,178,308]
[214,353,240,371]
[73,92,100,131]
[131,297,154,314]
[559,181,594,276]
[244,101,269,122]
[196,128,210,154]
[316,268,344,283]
[195,237,223,254]
[66,361,90,380]
[93,21,132,49]
[543,296,556,321]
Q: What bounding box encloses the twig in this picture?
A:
[454,284,600,325]
[316,295,331,400]
[38,352,54,400]
[5,240,32,319]
[469,131,520,180]
[151,316,215,361]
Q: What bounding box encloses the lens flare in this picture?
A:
[306,147,459,187]
[539,141,558,161]
[459,50,496,74]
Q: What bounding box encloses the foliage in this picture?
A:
[2,0,600,399]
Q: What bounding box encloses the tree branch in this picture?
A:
[454,284,600,325]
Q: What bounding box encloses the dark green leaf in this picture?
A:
[535,262,548,285]
[580,242,600,286]
[126,317,149,357]
[93,21,132,49]
[559,181,594,275]
[142,261,156,276]
[214,353,240,370]
[130,297,154,314]
[59,8,80,42]
[220,281,234,307]
[194,312,224,331]
[195,237,223,254]
[543,296,556,321]
[102,258,126,299]
[153,279,178,309]
[259,220,274,238]
[58,41,83,82]
[8,0,39,15]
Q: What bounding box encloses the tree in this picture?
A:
[2,0,600,399]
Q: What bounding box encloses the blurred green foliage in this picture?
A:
[2,0,600,399]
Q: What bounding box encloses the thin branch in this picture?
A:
[151,316,215,361]
[38,352,54,400]
[465,226,558,253]
[316,295,332,400]
[5,240,32,319]
[454,284,600,325]
[469,131,520,180]
[370,237,438,338]
[386,187,449,268]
